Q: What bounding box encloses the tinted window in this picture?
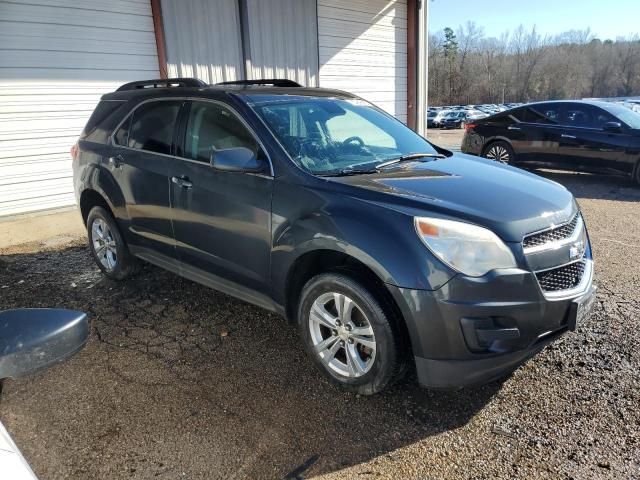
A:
[183,102,258,163]
[512,105,560,124]
[488,113,514,126]
[563,104,616,129]
[82,100,126,143]
[113,116,131,146]
[128,101,182,155]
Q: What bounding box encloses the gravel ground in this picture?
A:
[0,170,638,480]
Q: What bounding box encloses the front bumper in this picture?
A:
[387,264,594,389]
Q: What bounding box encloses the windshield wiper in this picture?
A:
[375,152,446,170]
[316,166,378,177]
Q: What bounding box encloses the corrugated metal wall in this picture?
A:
[0,0,159,216]
[317,0,408,122]
[161,0,244,84]
[243,0,318,87]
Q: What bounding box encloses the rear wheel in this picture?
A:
[87,206,139,280]
[483,141,514,164]
[297,273,404,395]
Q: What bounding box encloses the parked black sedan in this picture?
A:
[461,100,640,184]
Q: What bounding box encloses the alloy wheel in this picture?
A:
[308,292,377,378]
[485,144,510,164]
[91,218,117,271]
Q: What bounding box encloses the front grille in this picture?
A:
[535,259,586,292]
[523,214,579,249]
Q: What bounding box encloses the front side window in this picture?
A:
[183,102,258,162]
[250,96,437,174]
[127,101,182,155]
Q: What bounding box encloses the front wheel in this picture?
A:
[483,141,515,164]
[297,273,404,395]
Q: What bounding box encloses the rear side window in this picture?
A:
[82,100,126,143]
[488,113,514,127]
[113,116,131,146]
[127,101,182,155]
[512,105,560,124]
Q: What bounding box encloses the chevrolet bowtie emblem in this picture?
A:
[569,241,584,261]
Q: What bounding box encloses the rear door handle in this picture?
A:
[108,155,123,169]
[171,176,193,189]
[561,134,577,139]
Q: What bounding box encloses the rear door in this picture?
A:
[557,103,631,173]
[509,104,564,166]
[111,100,183,259]
[169,100,273,298]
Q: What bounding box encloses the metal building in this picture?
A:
[0,0,425,217]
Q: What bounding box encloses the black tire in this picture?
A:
[86,206,139,280]
[482,140,515,165]
[297,273,404,395]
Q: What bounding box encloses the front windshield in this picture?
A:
[605,104,640,129]
[249,96,438,174]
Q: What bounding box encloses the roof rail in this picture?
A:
[216,79,302,88]
[116,78,208,92]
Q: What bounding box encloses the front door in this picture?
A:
[110,100,183,259]
[169,100,273,297]
[557,103,631,173]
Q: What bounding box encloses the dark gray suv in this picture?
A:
[72,78,596,395]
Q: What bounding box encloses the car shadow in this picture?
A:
[0,244,501,479]
[530,169,640,202]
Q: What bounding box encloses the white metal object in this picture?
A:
[317,0,409,123]
[0,0,159,216]
[415,0,429,136]
[0,420,38,480]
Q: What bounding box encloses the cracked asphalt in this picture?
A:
[0,170,638,479]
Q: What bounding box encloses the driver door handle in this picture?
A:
[561,134,577,139]
[171,176,193,189]
[507,125,521,131]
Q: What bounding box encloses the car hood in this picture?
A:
[329,154,577,242]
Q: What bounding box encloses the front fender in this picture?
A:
[270,188,455,306]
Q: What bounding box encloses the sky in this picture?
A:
[428,0,639,40]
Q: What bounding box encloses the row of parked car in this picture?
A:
[427,103,523,129]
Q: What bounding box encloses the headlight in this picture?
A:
[414,217,517,277]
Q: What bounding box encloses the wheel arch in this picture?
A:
[284,248,413,357]
[79,188,115,225]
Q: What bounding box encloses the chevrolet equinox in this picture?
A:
[72,78,596,395]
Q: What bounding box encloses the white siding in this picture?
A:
[243,0,318,87]
[0,0,159,216]
[161,0,244,84]
[317,0,408,122]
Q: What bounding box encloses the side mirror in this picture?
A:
[0,309,89,380]
[210,147,265,173]
[603,121,622,132]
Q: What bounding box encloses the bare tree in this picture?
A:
[427,26,640,106]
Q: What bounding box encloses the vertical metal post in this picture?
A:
[415,0,429,137]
